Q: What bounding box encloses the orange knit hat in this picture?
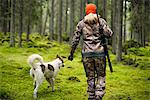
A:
[86,4,97,15]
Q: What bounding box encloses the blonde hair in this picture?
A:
[84,13,99,25]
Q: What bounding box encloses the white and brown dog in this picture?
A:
[28,54,64,98]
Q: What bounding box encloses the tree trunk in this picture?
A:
[10,0,16,47]
[142,0,150,46]
[26,0,32,42]
[95,0,98,9]
[65,0,68,34]
[8,0,11,32]
[0,0,2,32]
[141,0,144,46]
[49,0,54,41]
[131,30,133,40]
[1,0,8,34]
[39,0,43,35]
[83,0,86,15]
[116,0,123,62]
[69,0,75,42]
[43,1,49,35]
[102,0,107,20]
[80,0,83,20]
[112,0,116,54]
[0,0,4,32]
[18,0,23,47]
[131,0,145,45]
[144,0,150,43]
[58,0,63,43]
[80,0,86,20]
[123,0,127,43]
[111,0,113,29]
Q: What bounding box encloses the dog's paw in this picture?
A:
[33,94,37,99]
[52,88,54,92]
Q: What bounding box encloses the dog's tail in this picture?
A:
[28,54,44,69]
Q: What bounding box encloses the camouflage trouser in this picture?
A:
[83,57,106,100]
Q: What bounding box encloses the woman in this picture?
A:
[68,4,113,100]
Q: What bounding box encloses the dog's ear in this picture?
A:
[56,55,64,63]
[48,64,54,71]
[56,55,60,58]
[56,55,66,58]
[61,56,66,58]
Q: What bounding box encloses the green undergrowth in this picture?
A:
[0,34,150,100]
[122,46,150,70]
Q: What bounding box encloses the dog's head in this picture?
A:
[56,55,66,67]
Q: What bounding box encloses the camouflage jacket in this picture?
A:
[71,14,113,56]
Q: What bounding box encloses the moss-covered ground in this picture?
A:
[0,34,150,100]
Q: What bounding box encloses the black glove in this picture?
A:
[68,54,73,61]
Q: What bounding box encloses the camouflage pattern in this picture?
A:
[83,57,106,99]
[70,14,112,100]
[71,14,113,54]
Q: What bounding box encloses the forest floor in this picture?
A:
[0,34,150,100]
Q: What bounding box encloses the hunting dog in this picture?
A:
[28,54,64,98]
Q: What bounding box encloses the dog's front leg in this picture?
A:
[46,78,55,92]
[48,78,55,92]
[51,78,55,92]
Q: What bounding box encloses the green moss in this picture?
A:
[0,89,14,100]
[128,47,150,57]
[0,33,150,100]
